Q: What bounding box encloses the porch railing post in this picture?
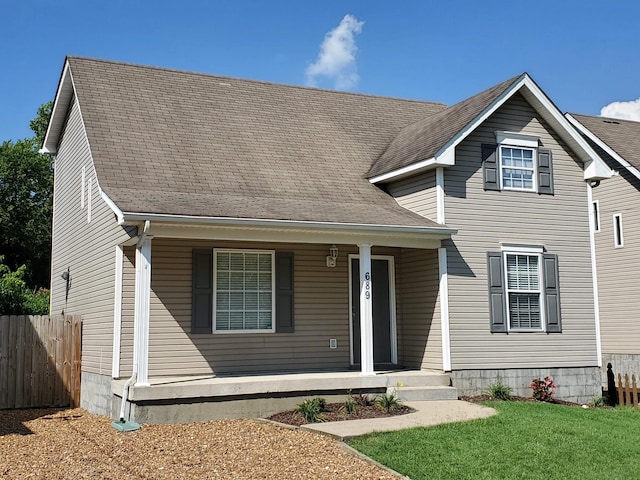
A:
[133,235,152,386]
[358,244,374,375]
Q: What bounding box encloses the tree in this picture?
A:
[0,102,53,289]
[0,256,49,314]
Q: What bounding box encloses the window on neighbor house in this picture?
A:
[482,132,554,195]
[592,201,600,233]
[614,214,623,248]
[487,249,561,334]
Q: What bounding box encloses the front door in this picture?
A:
[350,257,395,366]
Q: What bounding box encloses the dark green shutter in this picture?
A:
[543,253,562,333]
[275,252,294,333]
[192,249,213,334]
[487,252,507,333]
[482,144,499,191]
[538,149,554,195]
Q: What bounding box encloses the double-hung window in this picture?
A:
[214,250,275,332]
[191,248,294,334]
[482,131,554,195]
[505,253,542,330]
[500,146,536,191]
[487,248,561,334]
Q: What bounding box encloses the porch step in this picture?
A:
[381,371,451,388]
[390,385,459,402]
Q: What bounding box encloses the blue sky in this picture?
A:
[2,0,639,142]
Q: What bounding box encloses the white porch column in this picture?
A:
[133,235,152,386]
[358,244,375,375]
[438,247,452,371]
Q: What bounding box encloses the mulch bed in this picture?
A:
[268,402,414,426]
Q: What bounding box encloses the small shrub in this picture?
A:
[488,378,512,401]
[344,392,357,414]
[591,396,605,408]
[530,376,556,402]
[295,398,326,423]
[376,391,403,413]
[355,393,374,407]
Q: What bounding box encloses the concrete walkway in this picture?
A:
[301,400,497,441]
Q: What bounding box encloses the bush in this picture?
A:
[488,378,512,401]
[376,391,403,413]
[295,398,326,423]
[344,392,357,414]
[530,376,556,402]
[0,257,49,315]
[591,396,605,408]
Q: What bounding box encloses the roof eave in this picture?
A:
[566,113,639,182]
[120,212,456,248]
[41,59,74,154]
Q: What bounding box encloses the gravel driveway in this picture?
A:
[0,408,399,479]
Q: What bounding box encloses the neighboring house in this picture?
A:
[42,57,611,422]
[566,113,640,380]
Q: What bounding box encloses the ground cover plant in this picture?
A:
[349,401,640,480]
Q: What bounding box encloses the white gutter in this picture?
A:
[586,183,602,367]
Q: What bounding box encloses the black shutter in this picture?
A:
[482,143,500,191]
[543,253,562,333]
[487,252,507,333]
[192,249,213,334]
[537,149,554,195]
[275,252,294,333]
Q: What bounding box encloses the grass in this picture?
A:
[348,402,640,479]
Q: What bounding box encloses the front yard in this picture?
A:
[0,408,396,479]
[349,401,640,479]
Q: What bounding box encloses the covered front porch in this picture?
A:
[112,217,456,421]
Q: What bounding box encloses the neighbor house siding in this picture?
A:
[443,93,597,369]
[50,97,134,375]
[589,146,640,356]
[388,170,438,221]
[397,248,442,369]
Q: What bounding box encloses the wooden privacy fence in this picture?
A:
[616,373,639,407]
[0,315,81,409]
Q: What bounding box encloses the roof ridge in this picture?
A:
[66,55,447,107]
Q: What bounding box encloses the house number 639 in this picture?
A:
[364,272,371,299]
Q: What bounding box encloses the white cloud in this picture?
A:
[306,14,364,90]
[600,98,640,121]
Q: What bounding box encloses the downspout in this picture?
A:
[115,220,150,427]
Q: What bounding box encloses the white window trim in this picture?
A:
[503,250,545,332]
[592,200,600,233]
[496,131,540,193]
[499,145,537,192]
[212,248,276,334]
[613,213,624,248]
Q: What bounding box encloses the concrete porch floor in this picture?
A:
[112,369,451,403]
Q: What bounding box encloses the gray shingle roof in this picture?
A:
[67,57,449,227]
[367,74,522,179]
[570,113,640,172]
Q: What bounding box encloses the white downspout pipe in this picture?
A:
[118,220,151,421]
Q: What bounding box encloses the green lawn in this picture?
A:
[348,402,640,480]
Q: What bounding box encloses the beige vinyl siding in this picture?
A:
[397,249,442,369]
[388,170,437,221]
[49,97,134,375]
[442,93,597,369]
[118,240,439,377]
[590,147,640,355]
